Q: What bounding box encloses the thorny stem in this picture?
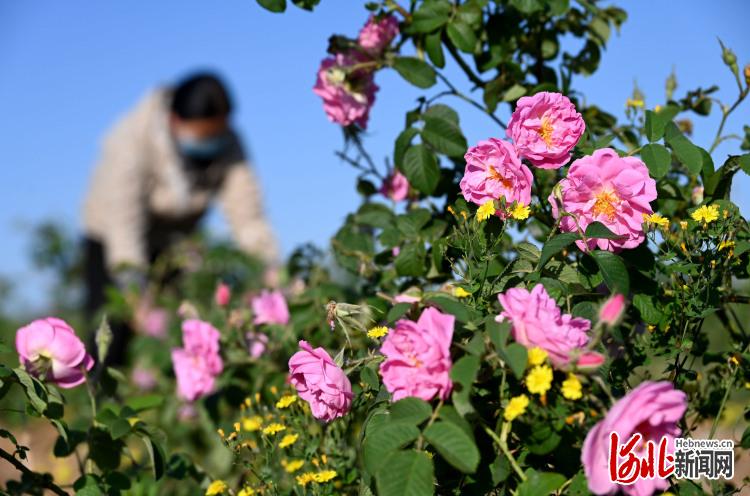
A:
[484,423,527,481]
[0,447,69,496]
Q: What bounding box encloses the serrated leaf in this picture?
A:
[402,144,439,194]
[590,250,630,295]
[423,421,480,473]
[517,470,566,496]
[585,221,625,240]
[256,0,286,13]
[376,450,434,496]
[499,343,527,379]
[395,243,427,277]
[390,397,432,425]
[424,31,445,68]
[446,20,477,53]
[539,232,579,267]
[421,116,467,158]
[665,122,702,175]
[392,57,437,89]
[640,143,671,178]
[364,421,421,473]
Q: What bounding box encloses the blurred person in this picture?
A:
[82,72,278,362]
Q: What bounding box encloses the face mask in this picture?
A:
[176,133,230,160]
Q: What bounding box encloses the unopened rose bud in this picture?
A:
[599,294,626,327]
[719,39,739,76]
[745,64,750,87]
[214,282,231,307]
[570,351,606,371]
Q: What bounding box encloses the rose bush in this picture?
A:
[1,1,750,495]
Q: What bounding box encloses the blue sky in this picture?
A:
[0,1,748,312]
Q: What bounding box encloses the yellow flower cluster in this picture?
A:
[561,374,583,400]
[691,204,720,224]
[296,470,338,486]
[242,416,263,432]
[238,488,255,496]
[526,365,553,396]
[205,480,228,496]
[643,213,670,229]
[276,395,297,409]
[476,200,496,222]
[282,459,305,473]
[367,326,389,339]
[261,423,286,435]
[510,203,531,220]
[453,287,471,298]
[279,433,299,448]
[527,347,548,366]
[503,394,529,421]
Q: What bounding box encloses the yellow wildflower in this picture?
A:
[321,454,328,464]
[510,203,531,220]
[242,416,263,432]
[643,213,670,229]
[276,395,298,409]
[476,200,496,222]
[206,480,228,496]
[238,488,255,496]
[691,204,720,224]
[262,423,286,435]
[313,470,337,483]
[718,240,735,251]
[453,287,471,298]
[216,429,225,438]
[296,472,316,487]
[626,98,645,108]
[679,220,688,230]
[279,433,299,448]
[233,422,241,432]
[526,365,553,396]
[270,385,278,395]
[503,394,529,421]
[561,374,583,400]
[367,326,389,339]
[527,347,548,367]
[283,459,305,473]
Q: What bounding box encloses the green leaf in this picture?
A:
[256,0,286,13]
[498,343,528,379]
[125,394,164,413]
[640,143,671,178]
[517,470,566,496]
[539,232,579,267]
[356,203,395,229]
[395,243,427,277]
[376,450,434,496]
[510,0,544,14]
[394,127,419,170]
[741,426,750,449]
[387,302,412,324]
[450,356,480,416]
[361,365,380,390]
[402,144,439,194]
[13,368,47,413]
[424,104,459,124]
[423,421,480,473]
[364,421,421,473]
[408,1,450,33]
[446,20,477,53]
[421,116,467,158]
[738,153,750,175]
[424,31,445,68]
[390,398,432,425]
[503,83,527,102]
[392,57,437,89]
[585,221,624,240]
[424,295,472,322]
[664,122,702,175]
[632,294,663,325]
[139,434,166,480]
[590,250,630,295]
[644,105,679,142]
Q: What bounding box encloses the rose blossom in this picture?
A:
[251,289,290,326]
[582,381,687,496]
[506,91,585,169]
[288,340,352,422]
[379,307,454,401]
[313,52,378,129]
[460,138,533,214]
[246,331,269,359]
[140,307,168,339]
[171,319,223,401]
[15,317,94,388]
[496,284,603,369]
[380,170,410,202]
[214,282,231,307]
[550,148,657,252]
[358,14,399,54]
[131,366,157,392]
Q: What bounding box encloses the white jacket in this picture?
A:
[83,88,278,270]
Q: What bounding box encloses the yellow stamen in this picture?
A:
[592,190,620,221]
[538,117,554,147]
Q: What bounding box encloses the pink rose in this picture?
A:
[246,331,268,359]
[506,91,585,169]
[171,319,223,401]
[380,170,410,202]
[313,52,378,129]
[550,148,657,252]
[251,290,290,326]
[288,340,352,422]
[460,138,533,213]
[141,307,168,339]
[358,14,399,54]
[599,294,626,327]
[214,282,231,307]
[379,307,454,402]
[582,381,687,496]
[496,284,603,369]
[15,317,94,389]
[394,293,420,304]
